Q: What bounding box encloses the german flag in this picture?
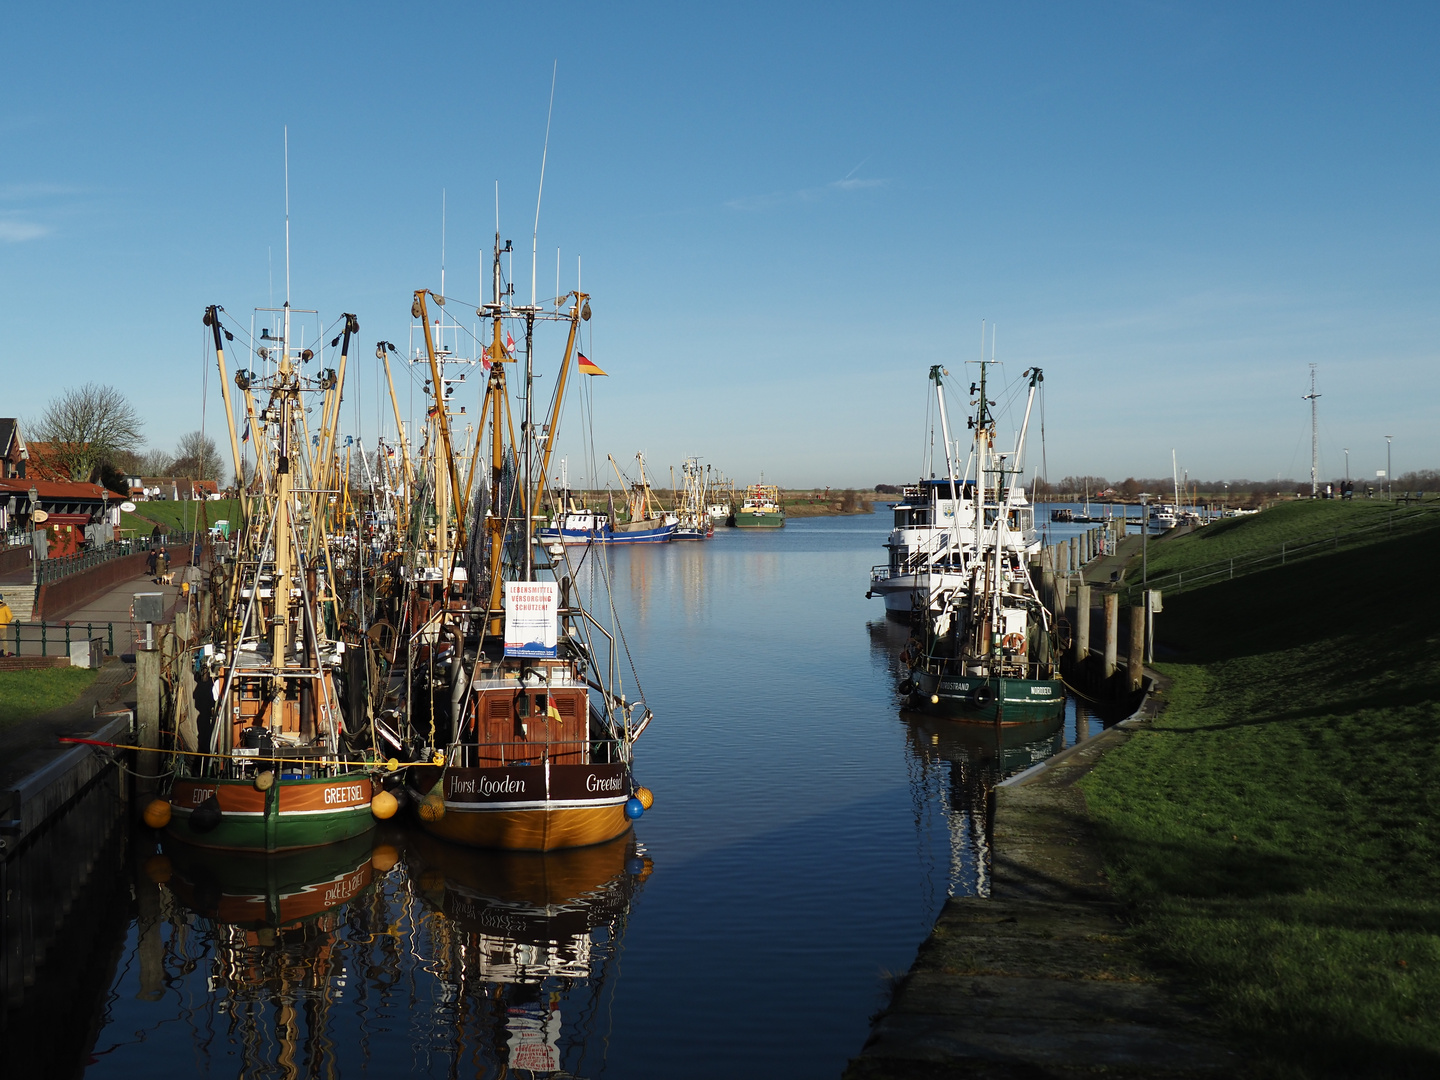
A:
[577,352,607,376]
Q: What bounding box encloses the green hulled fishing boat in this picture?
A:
[734,483,785,528]
[903,357,1064,724]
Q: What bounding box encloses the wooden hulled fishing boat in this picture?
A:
[390,232,654,852]
[159,304,381,852]
[903,358,1064,724]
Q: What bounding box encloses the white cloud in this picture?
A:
[0,217,49,242]
[725,175,889,211]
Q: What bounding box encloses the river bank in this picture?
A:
[1078,501,1440,1077]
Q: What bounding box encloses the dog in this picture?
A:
[157,572,175,585]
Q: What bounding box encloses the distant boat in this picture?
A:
[537,452,676,545]
[672,457,714,540]
[734,482,784,528]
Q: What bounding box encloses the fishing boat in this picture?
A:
[869,367,1040,619]
[672,457,714,540]
[903,359,1064,724]
[160,304,381,852]
[733,481,784,528]
[706,470,736,524]
[537,453,675,545]
[394,233,654,852]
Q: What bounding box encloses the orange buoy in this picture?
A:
[635,786,654,810]
[370,790,399,820]
[418,795,446,822]
[142,798,172,829]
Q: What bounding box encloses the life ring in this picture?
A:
[1002,632,1025,652]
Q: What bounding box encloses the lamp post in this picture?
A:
[1386,436,1393,500]
[1344,448,1349,482]
[1138,493,1152,662]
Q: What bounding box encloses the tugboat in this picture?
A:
[396,231,655,851]
[903,361,1064,724]
[160,304,382,852]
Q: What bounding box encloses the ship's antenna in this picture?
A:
[531,60,557,308]
[441,187,446,299]
[556,246,561,305]
[283,125,290,306]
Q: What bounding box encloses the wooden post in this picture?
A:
[1041,568,1056,615]
[200,589,212,632]
[1074,583,1091,666]
[135,647,161,799]
[1103,592,1118,680]
[1069,536,1078,574]
[1128,604,1145,690]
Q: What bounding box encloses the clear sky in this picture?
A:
[2,1,1436,489]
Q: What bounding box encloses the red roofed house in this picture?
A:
[0,477,115,558]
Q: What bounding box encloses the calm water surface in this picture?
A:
[9,508,1108,1078]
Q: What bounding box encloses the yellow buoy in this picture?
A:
[142,798,172,829]
[418,795,446,822]
[371,844,400,872]
[635,786,654,810]
[254,770,275,792]
[370,789,399,820]
[930,694,940,705]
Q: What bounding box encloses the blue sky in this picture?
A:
[2,2,1435,488]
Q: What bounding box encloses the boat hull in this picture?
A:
[908,670,1065,724]
[733,510,784,528]
[168,773,376,853]
[413,761,634,852]
[536,523,675,544]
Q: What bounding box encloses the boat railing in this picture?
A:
[449,737,627,768]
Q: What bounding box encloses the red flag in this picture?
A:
[577,353,607,376]
[506,331,515,351]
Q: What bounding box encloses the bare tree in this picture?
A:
[31,383,144,482]
[172,431,226,485]
[132,447,176,475]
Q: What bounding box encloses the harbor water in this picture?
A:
[5,507,1112,1078]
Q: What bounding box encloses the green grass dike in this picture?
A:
[1081,499,1440,1078]
[0,667,99,729]
[120,498,240,538]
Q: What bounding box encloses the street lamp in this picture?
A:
[1138,493,1152,663]
[1344,448,1349,483]
[1386,436,1393,500]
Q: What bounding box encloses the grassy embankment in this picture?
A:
[0,668,98,730]
[781,489,874,518]
[1081,500,1440,1077]
[119,498,241,539]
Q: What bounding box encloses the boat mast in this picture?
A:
[930,365,961,521]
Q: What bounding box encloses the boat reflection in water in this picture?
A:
[900,708,1064,897]
[405,832,651,1075]
[130,827,649,1076]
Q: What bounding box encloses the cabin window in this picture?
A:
[893,508,910,528]
[516,694,530,718]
